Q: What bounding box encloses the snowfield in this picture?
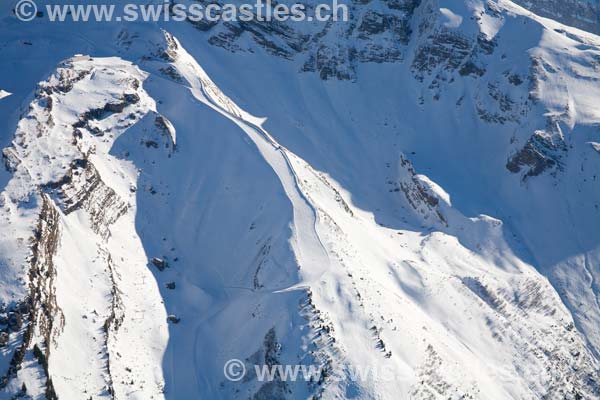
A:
[0,0,599,399]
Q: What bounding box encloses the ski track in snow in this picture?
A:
[164,36,339,395]
[169,37,332,287]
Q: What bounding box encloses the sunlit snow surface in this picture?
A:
[0,0,599,399]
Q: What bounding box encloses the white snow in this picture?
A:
[440,8,463,28]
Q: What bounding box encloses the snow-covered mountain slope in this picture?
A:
[1,0,600,399]
[512,0,600,34]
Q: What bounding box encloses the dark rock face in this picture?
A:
[0,197,62,397]
[507,132,565,180]
[183,0,422,80]
[412,29,472,78]
[7,313,22,332]
[72,93,140,137]
[247,328,288,400]
[151,257,168,271]
[394,156,448,226]
[411,0,497,84]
